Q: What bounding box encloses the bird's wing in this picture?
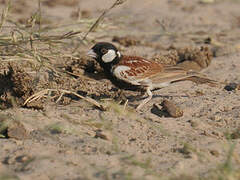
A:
[149,65,190,84]
[112,56,164,85]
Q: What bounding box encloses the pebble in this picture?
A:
[210,150,220,157]
[162,100,183,118]
[95,129,112,141]
[224,83,239,91]
[0,115,28,140]
[188,120,199,127]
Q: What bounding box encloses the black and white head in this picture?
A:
[87,42,121,67]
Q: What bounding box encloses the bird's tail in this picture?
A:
[176,71,220,87]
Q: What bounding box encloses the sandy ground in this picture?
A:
[0,0,240,179]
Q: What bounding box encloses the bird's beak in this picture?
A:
[87,49,97,58]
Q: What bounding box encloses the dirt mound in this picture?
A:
[42,0,79,7]
[0,58,117,110]
[0,64,35,109]
[176,46,213,71]
[112,36,141,47]
[0,114,28,140]
[62,56,119,98]
[153,46,213,71]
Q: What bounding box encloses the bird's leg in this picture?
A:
[116,89,127,104]
[123,99,128,110]
[136,87,153,111]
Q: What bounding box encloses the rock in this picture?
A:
[7,121,28,140]
[224,83,239,91]
[162,100,183,118]
[94,129,112,141]
[112,36,141,47]
[230,129,240,139]
[15,155,32,163]
[188,120,198,127]
[199,0,216,4]
[0,114,28,140]
[210,115,221,121]
[210,150,220,157]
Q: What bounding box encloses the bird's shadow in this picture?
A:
[150,105,170,117]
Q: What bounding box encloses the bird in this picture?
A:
[87,42,216,110]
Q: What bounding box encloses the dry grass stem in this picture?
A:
[123,99,128,110]
[81,0,127,42]
[0,0,11,32]
[23,89,106,110]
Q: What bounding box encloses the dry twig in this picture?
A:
[0,0,11,32]
[82,0,126,41]
[23,89,106,110]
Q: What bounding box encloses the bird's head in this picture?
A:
[87,42,121,68]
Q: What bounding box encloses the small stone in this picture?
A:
[8,121,28,140]
[15,155,32,163]
[224,83,238,91]
[230,129,240,139]
[210,150,220,157]
[212,131,221,137]
[0,115,28,140]
[238,84,240,90]
[200,0,215,4]
[162,100,183,118]
[223,106,232,112]
[95,129,112,141]
[112,36,140,47]
[188,120,198,127]
[210,115,221,121]
[179,144,191,155]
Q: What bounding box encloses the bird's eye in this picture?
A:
[101,48,108,54]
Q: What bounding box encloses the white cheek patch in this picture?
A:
[102,49,116,63]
